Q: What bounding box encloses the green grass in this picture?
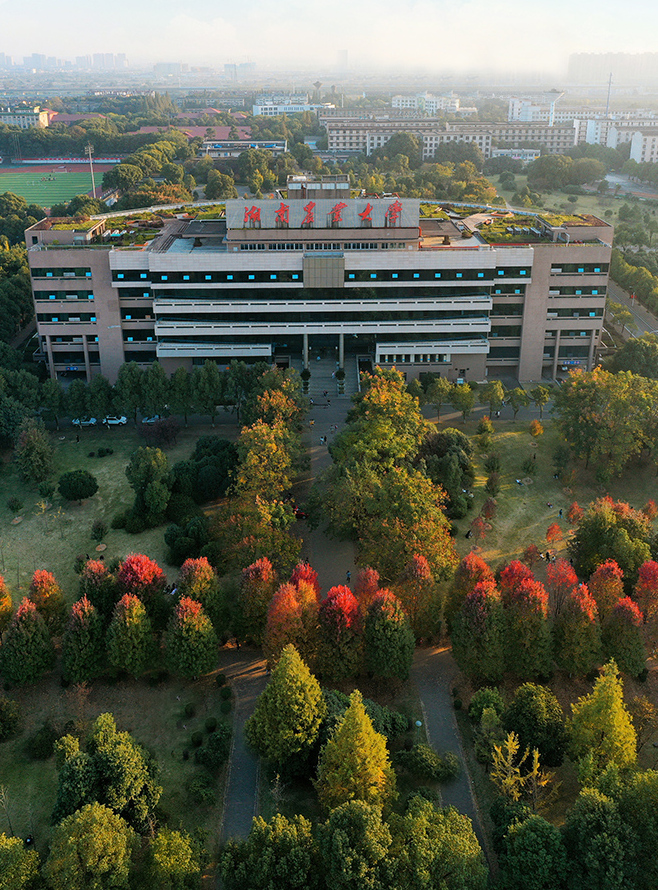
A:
[495,174,619,223]
[0,170,94,206]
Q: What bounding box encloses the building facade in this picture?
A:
[25,197,613,386]
[0,106,49,128]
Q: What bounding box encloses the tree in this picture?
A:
[28,568,66,632]
[169,366,193,427]
[389,796,487,890]
[490,732,529,802]
[317,586,362,682]
[554,584,601,677]
[364,590,414,682]
[504,579,552,680]
[79,559,119,622]
[237,556,277,645]
[125,447,171,526]
[570,660,637,776]
[165,597,217,679]
[44,802,134,890]
[546,523,562,546]
[235,421,293,501]
[146,828,201,890]
[0,598,53,685]
[498,560,534,606]
[617,770,658,890]
[0,576,11,637]
[221,813,319,890]
[290,561,321,598]
[0,832,39,890]
[106,594,154,678]
[562,789,633,890]
[567,502,584,524]
[445,553,495,628]
[499,814,567,890]
[142,361,170,417]
[245,644,325,768]
[396,554,438,638]
[507,387,530,420]
[114,361,144,423]
[634,560,658,622]
[88,374,113,420]
[426,377,453,421]
[62,596,105,684]
[450,383,475,421]
[588,560,624,621]
[58,469,98,504]
[570,497,652,585]
[504,684,568,768]
[602,597,646,677]
[191,360,225,426]
[530,385,550,419]
[40,377,65,430]
[177,557,221,631]
[608,331,658,377]
[354,567,380,613]
[480,380,505,415]
[546,558,578,618]
[451,581,505,684]
[117,553,167,606]
[263,581,319,668]
[317,690,396,812]
[318,801,392,890]
[205,169,238,199]
[14,418,53,483]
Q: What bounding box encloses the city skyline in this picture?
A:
[0,0,657,76]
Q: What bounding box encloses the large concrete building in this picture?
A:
[25,190,613,385]
[0,106,49,128]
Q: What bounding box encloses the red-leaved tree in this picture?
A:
[177,557,221,631]
[504,578,552,680]
[602,597,646,677]
[317,585,362,682]
[546,558,578,618]
[118,554,166,601]
[451,580,505,683]
[588,560,624,622]
[546,523,563,545]
[397,555,438,638]
[567,502,584,524]
[290,562,321,597]
[634,561,658,622]
[29,569,66,633]
[522,545,541,568]
[553,584,601,677]
[446,552,495,628]
[238,556,277,645]
[165,596,218,679]
[263,580,319,669]
[61,595,105,684]
[499,560,535,607]
[354,567,380,614]
[643,500,658,521]
[481,498,498,521]
[79,559,119,622]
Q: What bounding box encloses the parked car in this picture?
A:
[293,506,308,521]
[72,417,97,427]
[102,415,127,426]
[141,415,161,424]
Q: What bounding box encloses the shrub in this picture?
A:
[396,744,459,783]
[58,469,99,504]
[205,717,218,733]
[7,497,23,514]
[454,698,463,710]
[215,673,227,687]
[111,510,129,530]
[529,420,543,437]
[90,519,108,542]
[191,731,203,748]
[484,454,501,473]
[220,700,232,714]
[485,473,501,496]
[189,774,216,806]
[220,686,232,701]
[184,703,196,719]
[469,688,506,724]
[38,481,55,499]
[24,719,60,760]
[521,457,537,476]
[0,697,21,741]
[195,725,231,772]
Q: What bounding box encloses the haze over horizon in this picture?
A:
[1,0,657,77]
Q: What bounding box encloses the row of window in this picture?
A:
[38,314,96,323]
[379,354,448,363]
[490,326,522,338]
[155,309,489,324]
[34,291,94,302]
[548,286,605,296]
[551,263,608,274]
[151,286,492,302]
[546,330,597,338]
[548,309,602,318]
[32,268,92,279]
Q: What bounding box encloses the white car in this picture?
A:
[102,415,127,426]
[141,414,162,424]
[72,417,97,427]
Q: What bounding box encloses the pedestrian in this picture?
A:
[558,508,563,518]
[545,551,550,561]
[533,452,536,461]
[310,398,314,405]
[323,390,328,397]
[76,434,80,443]
[346,570,351,584]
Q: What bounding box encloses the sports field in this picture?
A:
[0,163,115,207]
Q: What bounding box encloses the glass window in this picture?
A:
[248,275,255,280]
[456,273,463,279]
[227,275,233,281]
[183,275,190,281]
[434,273,441,279]
[292,274,300,280]
[140,273,147,279]
[117,273,124,280]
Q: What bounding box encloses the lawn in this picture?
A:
[495,173,621,223]
[0,165,114,207]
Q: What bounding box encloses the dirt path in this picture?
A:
[412,645,489,858]
[218,647,268,842]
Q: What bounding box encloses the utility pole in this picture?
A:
[86,142,96,199]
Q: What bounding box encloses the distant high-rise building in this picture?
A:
[76,55,92,69]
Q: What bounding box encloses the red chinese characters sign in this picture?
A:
[275,203,289,226]
[243,205,261,226]
[329,201,348,225]
[385,199,402,225]
[358,203,373,225]
[302,201,315,227]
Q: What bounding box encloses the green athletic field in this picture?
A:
[0,168,96,207]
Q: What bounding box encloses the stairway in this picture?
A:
[290,354,360,400]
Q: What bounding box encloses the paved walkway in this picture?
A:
[413,646,487,856]
[218,647,268,843]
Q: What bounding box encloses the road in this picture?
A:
[608,279,658,339]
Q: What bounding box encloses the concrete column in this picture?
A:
[82,336,91,382]
[338,333,344,369]
[45,334,55,379]
[552,330,560,380]
[588,329,597,371]
[303,333,309,370]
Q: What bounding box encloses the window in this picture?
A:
[270,274,277,280]
[183,275,190,281]
[227,275,233,281]
[205,275,212,281]
[413,273,420,279]
[248,275,255,280]
[49,294,56,300]
[370,273,377,279]
[117,273,124,280]
[478,272,484,278]
[434,273,441,278]
[348,273,355,279]
[456,273,463,279]
[161,275,168,281]
[392,273,398,279]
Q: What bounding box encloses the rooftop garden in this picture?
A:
[419,203,450,220]
[50,217,99,232]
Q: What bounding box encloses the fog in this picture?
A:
[1,0,656,75]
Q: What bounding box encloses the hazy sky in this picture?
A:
[1,0,657,74]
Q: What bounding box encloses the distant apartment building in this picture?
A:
[392,92,476,115]
[629,129,658,163]
[24,192,612,385]
[0,106,49,128]
[320,116,578,159]
[253,94,336,116]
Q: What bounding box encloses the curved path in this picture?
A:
[413,645,488,856]
[218,646,268,842]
